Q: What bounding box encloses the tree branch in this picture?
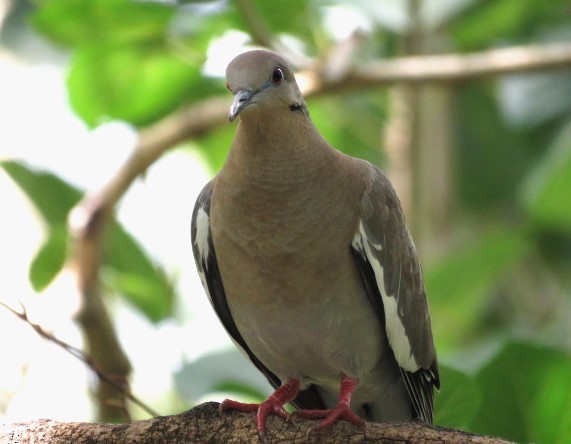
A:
[67,96,229,420]
[74,42,571,248]
[1,402,513,444]
[78,41,571,225]
[75,96,230,215]
[69,195,132,422]
[234,0,274,48]
[301,41,571,95]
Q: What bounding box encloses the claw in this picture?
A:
[218,377,300,442]
[219,374,367,440]
[295,374,367,434]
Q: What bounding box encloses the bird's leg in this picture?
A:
[290,374,366,432]
[219,377,300,442]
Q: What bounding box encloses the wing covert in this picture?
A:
[351,165,440,423]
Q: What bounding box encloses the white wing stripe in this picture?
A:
[195,207,211,268]
[355,220,419,372]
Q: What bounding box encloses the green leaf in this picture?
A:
[426,227,530,350]
[470,341,571,443]
[32,0,217,128]
[32,0,176,47]
[0,161,173,321]
[522,121,571,233]
[0,160,82,227]
[434,365,481,429]
[67,43,200,128]
[453,0,568,50]
[29,227,68,291]
[102,223,174,322]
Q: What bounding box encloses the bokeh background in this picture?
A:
[1,1,570,442]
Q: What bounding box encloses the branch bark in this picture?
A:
[1,402,513,444]
[70,199,132,422]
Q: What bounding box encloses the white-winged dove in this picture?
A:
[191,50,439,442]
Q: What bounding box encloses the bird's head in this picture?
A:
[225,50,306,122]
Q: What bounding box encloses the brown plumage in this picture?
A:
[191,50,439,442]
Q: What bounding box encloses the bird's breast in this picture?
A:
[211,168,356,305]
[209,163,385,384]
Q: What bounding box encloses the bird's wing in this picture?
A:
[350,165,440,423]
[190,180,325,410]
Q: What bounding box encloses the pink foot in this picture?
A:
[219,377,300,443]
[290,374,367,433]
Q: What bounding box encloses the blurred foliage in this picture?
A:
[31,0,220,127]
[425,227,532,352]
[2,0,571,441]
[452,0,571,50]
[433,365,480,430]
[523,120,571,232]
[0,161,174,321]
[471,341,571,443]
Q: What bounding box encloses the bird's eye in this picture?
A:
[272,67,284,85]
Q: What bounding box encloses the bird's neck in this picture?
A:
[212,111,353,253]
[221,112,334,189]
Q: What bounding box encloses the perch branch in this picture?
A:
[1,401,514,444]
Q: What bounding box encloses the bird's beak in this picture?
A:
[229,89,254,122]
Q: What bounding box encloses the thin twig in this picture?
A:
[232,0,313,68]
[0,300,160,418]
[233,0,274,48]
